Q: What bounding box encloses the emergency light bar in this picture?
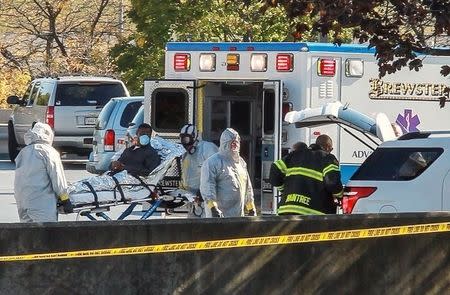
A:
[318,58,336,76]
[199,53,216,72]
[250,53,267,72]
[174,53,190,71]
[276,54,294,72]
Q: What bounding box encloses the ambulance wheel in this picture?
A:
[8,123,19,163]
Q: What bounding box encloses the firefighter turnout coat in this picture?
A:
[269,142,343,215]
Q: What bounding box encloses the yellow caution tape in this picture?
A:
[0,222,448,262]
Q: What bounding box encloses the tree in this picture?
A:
[0,0,129,77]
[111,0,336,94]
[0,69,30,108]
[262,0,450,106]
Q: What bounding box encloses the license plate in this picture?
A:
[84,117,97,125]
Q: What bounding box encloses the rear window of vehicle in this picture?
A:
[96,100,117,130]
[120,101,142,128]
[151,89,188,132]
[55,82,126,106]
[131,106,144,126]
[351,147,443,181]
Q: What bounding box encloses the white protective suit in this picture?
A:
[14,122,68,222]
[181,140,218,193]
[200,128,255,217]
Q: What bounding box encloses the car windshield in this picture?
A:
[351,147,443,181]
[55,82,126,106]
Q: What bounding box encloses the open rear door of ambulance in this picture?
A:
[143,79,196,189]
[261,81,283,215]
[143,79,196,137]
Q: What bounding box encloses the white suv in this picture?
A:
[7,76,129,161]
[343,131,450,213]
[286,102,450,214]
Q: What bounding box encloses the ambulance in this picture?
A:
[143,42,450,214]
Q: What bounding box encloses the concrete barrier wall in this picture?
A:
[0,213,449,295]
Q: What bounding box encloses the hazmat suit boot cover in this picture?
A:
[14,122,67,222]
[200,128,255,217]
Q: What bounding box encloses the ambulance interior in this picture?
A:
[200,81,277,211]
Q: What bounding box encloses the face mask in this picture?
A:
[180,134,194,145]
[230,140,240,152]
[139,135,150,146]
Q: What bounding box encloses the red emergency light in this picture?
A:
[276,54,294,72]
[174,53,190,71]
[318,58,336,76]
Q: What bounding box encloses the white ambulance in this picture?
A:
[143,42,450,214]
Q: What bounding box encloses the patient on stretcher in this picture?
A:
[110,123,160,176]
[67,135,186,206]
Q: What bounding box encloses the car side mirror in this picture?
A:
[128,122,136,127]
[6,95,20,105]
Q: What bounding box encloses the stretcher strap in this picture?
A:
[110,175,126,202]
[83,181,99,208]
[130,174,152,196]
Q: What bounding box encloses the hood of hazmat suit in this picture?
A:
[200,128,255,217]
[14,122,67,222]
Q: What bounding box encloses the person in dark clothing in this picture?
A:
[110,123,160,176]
[310,134,342,213]
[269,136,343,215]
[310,134,334,154]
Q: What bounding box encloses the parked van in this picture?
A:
[7,76,129,161]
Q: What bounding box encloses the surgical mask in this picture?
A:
[139,135,150,146]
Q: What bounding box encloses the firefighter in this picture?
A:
[269,136,343,215]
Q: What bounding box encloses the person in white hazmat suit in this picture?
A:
[179,124,218,217]
[200,128,256,217]
[14,122,73,222]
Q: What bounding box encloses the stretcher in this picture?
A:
[62,137,196,221]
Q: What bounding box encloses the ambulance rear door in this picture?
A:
[261,80,283,215]
[143,79,196,188]
[143,79,196,137]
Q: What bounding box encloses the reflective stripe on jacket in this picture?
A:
[269,143,343,215]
